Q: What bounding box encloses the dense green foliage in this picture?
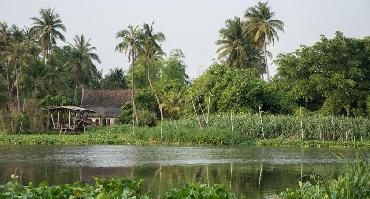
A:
[278,160,370,199]
[275,32,370,116]
[0,176,236,199]
[0,176,149,199]
[164,183,236,199]
[1,2,370,135]
[185,64,290,114]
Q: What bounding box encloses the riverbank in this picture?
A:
[0,124,369,148]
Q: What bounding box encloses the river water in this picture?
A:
[0,145,368,198]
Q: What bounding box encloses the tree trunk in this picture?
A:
[147,58,163,141]
[74,83,78,102]
[15,67,20,112]
[131,54,138,126]
[264,40,270,81]
[6,62,12,98]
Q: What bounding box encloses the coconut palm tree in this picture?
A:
[30,8,66,63]
[244,1,284,81]
[216,17,264,75]
[115,25,143,126]
[3,28,35,111]
[69,34,101,101]
[141,22,165,139]
[0,22,14,98]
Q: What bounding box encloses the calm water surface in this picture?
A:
[0,145,368,198]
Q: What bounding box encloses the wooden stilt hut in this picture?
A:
[43,106,95,134]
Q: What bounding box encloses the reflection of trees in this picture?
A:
[0,163,342,198]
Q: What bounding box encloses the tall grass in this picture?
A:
[164,114,370,141]
[0,114,369,146]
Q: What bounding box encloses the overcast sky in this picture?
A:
[1,0,370,79]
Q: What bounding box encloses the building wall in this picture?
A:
[88,117,118,126]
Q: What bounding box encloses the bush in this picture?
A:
[0,176,236,199]
[164,183,236,199]
[277,160,370,199]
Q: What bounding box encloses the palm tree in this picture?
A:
[30,8,66,63]
[69,34,101,101]
[141,22,165,139]
[216,17,249,68]
[0,22,14,98]
[3,28,35,111]
[216,17,264,75]
[115,25,142,126]
[244,1,284,81]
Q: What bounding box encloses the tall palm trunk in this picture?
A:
[74,83,78,102]
[131,54,138,126]
[264,40,270,81]
[16,74,20,111]
[6,62,12,98]
[147,58,163,140]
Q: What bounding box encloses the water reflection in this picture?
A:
[0,145,367,198]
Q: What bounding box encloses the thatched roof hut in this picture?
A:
[81,89,132,119]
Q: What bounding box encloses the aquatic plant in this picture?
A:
[0,176,236,199]
[277,160,370,199]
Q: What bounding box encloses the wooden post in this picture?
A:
[331,117,335,141]
[231,111,234,132]
[50,113,55,128]
[68,110,71,128]
[192,99,202,129]
[258,163,263,188]
[206,165,209,187]
[206,96,210,126]
[259,106,264,138]
[230,163,233,189]
[300,106,304,140]
[57,111,60,128]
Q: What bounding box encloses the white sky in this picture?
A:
[1,0,370,79]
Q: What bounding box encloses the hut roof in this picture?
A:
[81,89,132,118]
[43,105,95,113]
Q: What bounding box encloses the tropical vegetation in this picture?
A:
[277,160,370,199]
[0,1,369,143]
[0,175,236,199]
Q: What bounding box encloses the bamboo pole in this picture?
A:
[192,99,202,129]
[50,113,55,128]
[230,163,233,190]
[206,165,209,187]
[206,96,210,126]
[68,111,71,128]
[259,106,264,138]
[57,111,60,127]
[231,111,234,132]
[300,106,304,140]
[258,163,263,188]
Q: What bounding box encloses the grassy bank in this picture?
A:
[0,114,369,147]
[0,126,369,148]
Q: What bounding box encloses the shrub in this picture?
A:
[277,160,370,199]
[164,183,237,199]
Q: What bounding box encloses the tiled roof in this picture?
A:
[81,89,132,117]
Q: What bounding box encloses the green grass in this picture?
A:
[0,114,369,147]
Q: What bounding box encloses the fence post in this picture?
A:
[191,99,202,129]
[259,106,264,138]
[206,96,210,127]
[300,106,304,140]
[231,111,234,132]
